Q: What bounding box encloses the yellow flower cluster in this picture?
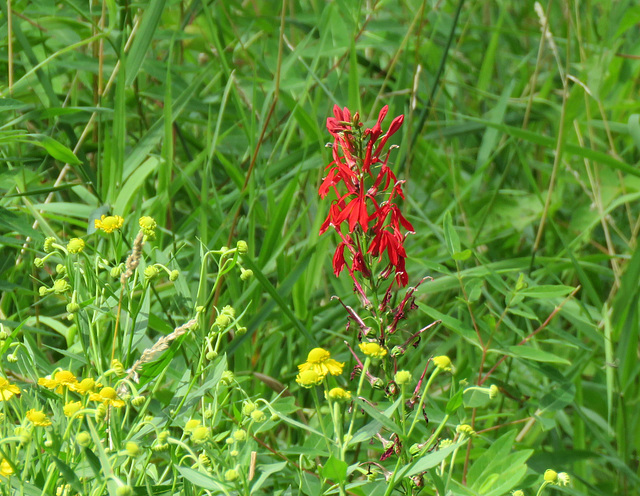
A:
[296,348,344,387]
[94,214,124,233]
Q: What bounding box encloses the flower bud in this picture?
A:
[44,237,56,253]
[34,258,44,268]
[433,355,452,372]
[7,353,18,363]
[215,314,230,328]
[394,370,412,385]
[190,426,210,443]
[67,238,85,254]
[77,431,92,448]
[236,240,248,254]
[240,268,253,281]
[199,452,211,467]
[110,265,124,279]
[116,485,134,496]
[251,410,266,423]
[125,441,140,457]
[236,326,247,336]
[205,350,217,360]
[56,264,67,276]
[139,216,157,238]
[169,270,179,281]
[220,371,234,385]
[53,279,71,294]
[224,469,239,482]
[233,429,247,442]
[144,265,159,281]
[242,401,256,416]
[66,302,80,314]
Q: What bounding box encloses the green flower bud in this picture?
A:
[53,279,71,294]
[236,240,248,254]
[169,270,179,281]
[125,441,140,457]
[7,353,18,363]
[242,401,256,416]
[230,449,239,457]
[215,314,231,328]
[132,396,145,407]
[394,370,412,385]
[224,469,239,482]
[66,302,80,314]
[220,370,234,385]
[110,265,124,278]
[34,258,44,268]
[233,429,247,442]
[199,452,211,467]
[39,286,50,297]
[116,485,134,496]
[240,268,253,281]
[144,265,159,281]
[43,237,56,253]
[77,431,92,448]
[56,264,67,276]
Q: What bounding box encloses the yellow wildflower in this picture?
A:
[358,342,388,358]
[26,409,52,427]
[70,378,100,395]
[325,387,351,401]
[0,377,21,401]
[89,387,125,408]
[0,459,13,478]
[38,370,78,394]
[297,348,344,378]
[94,215,124,234]
[67,238,85,254]
[544,469,558,483]
[296,369,322,388]
[138,216,156,238]
[184,419,201,433]
[433,355,452,372]
[63,401,83,418]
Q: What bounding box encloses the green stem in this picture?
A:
[407,368,440,438]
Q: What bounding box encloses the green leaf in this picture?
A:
[443,211,461,256]
[452,249,472,261]
[518,285,575,299]
[446,388,464,415]
[505,346,571,365]
[321,455,348,483]
[39,135,81,164]
[51,454,84,494]
[398,441,464,478]
[125,0,167,86]
[176,466,229,491]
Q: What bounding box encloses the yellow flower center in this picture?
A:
[307,347,330,363]
[55,371,77,385]
[100,387,117,400]
[29,410,47,422]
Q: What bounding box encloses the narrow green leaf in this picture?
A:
[39,135,81,164]
[518,285,575,299]
[443,211,460,256]
[505,346,571,365]
[125,0,167,86]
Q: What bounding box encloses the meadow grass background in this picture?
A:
[2,0,640,494]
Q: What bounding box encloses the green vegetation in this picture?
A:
[1,0,639,495]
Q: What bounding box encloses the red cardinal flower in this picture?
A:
[319,105,412,288]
